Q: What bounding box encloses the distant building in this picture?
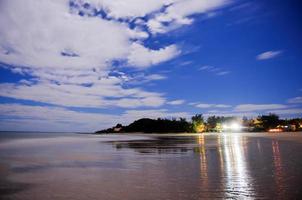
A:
[113,127,122,132]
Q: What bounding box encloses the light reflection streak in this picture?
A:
[272,140,285,198]
[197,134,208,188]
[223,134,253,197]
[217,135,224,171]
[257,139,262,153]
[197,134,254,198]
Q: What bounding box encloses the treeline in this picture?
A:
[95,113,302,134]
[96,118,192,133]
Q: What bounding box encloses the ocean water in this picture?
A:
[1,132,302,199]
[0,131,77,140]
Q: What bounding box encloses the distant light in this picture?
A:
[231,123,241,131]
[268,128,282,133]
[222,122,242,132]
[222,124,229,130]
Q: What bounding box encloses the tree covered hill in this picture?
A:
[96,118,192,133]
[95,114,302,134]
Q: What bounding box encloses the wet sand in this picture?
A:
[1,132,302,199]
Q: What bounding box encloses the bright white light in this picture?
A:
[222,122,242,132]
[222,124,229,129]
[230,123,241,131]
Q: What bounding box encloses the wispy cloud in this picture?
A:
[179,61,193,66]
[147,0,229,34]
[0,79,166,108]
[204,111,258,118]
[197,101,301,118]
[256,50,282,60]
[128,43,180,68]
[167,99,185,105]
[227,2,261,26]
[234,104,287,112]
[216,71,230,76]
[0,0,231,111]
[198,65,230,76]
[190,102,231,109]
[288,97,302,104]
[205,108,302,118]
[0,104,191,132]
[265,108,302,115]
[229,2,254,12]
[121,73,167,85]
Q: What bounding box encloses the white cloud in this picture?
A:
[81,0,175,19]
[0,80,166,108]
[123,109,190,120]
[196,104,213,108]
[0,0,235,130]
[147,0,229,34]
[204,103,302,118]
[256,50,282,60]
[127,43,180,68]
[190,102,301,118]
[205,108,302,118]
[204,111,258,118]
[215,104,231,108]
[234,104,288,112]
[0,0,187,108]
[265,108,302,115]
[0,103,116,132]
[199,65,214,71]
[0,0,183,70]
[179,61,193,66]
[216,71,230,76]
[0,0,129,70]
[0,103,190,132]
[195,103,231,108]
[288,97,302,104]
[145,74,167,81]
[120,73,167,85]
[167,99,185,105]
[198,65,230,76]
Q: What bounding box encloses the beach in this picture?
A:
[1,132,302,199]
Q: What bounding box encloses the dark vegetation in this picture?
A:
[97,118,192,133]
[95,113,302,134]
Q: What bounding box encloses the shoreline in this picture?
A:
[95,132,302,143]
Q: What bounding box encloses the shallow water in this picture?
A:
[1,132,302,200]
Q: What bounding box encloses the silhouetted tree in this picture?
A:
[191,114,205,132]
[95,113,302,134]
[206,116,222,132]
[122,118,191,133]
[116,124,123,128]
[258,113,279,131]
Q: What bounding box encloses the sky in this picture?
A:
[0,0,302,132]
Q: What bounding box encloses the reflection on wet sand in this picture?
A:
[109,133,302,199]
[0,165,32,198]
[1,133,302,199]
[222,135,253,198]
[109,136,196,154]
[272,140,285,198]
[197,134,208,191]
[195,134,254,198]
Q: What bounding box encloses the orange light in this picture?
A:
[268,128,282,133]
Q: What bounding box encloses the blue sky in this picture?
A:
[0,0,301,131]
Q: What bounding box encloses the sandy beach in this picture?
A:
[1,132,302,199]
